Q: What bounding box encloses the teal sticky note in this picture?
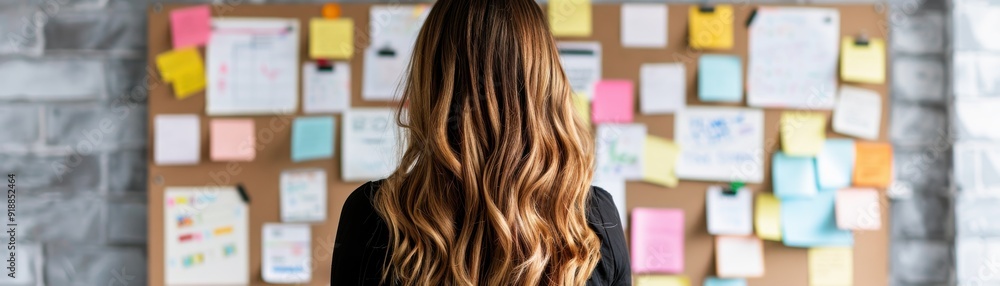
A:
[704,277,746,286]
[698,54,743,102]
[815,138,855,190]
[772,152,819,198]
[292,116,335,162]
[781,189,854,247]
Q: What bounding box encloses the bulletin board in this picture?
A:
[147,3,890,286]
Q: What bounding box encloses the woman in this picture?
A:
[330,0,630,285]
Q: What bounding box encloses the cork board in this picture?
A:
[147,3,890,285]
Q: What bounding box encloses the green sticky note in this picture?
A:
[292,116,335,162]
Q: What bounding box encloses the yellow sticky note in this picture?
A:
[548,0,592,37]
[808,247,853,286]
[155,48,206,99]
[780,111,827,156]
[643,136,680,188]
[635,275,690,286]
[573,93,591,128]
[840,37,886,84]
[170,75,206,100]
[310,18,354,59]
[688,5,734,50]
[755,194,782,241]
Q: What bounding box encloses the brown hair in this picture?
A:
[374,0,600,285]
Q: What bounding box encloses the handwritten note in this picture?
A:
[596,124,646,180]
[310,18,354,59]
[688,5,734,50]
[780,111,827,156]
[748,8,840,109]
[853,142,893,188]
[154,114,200,166]
[210,119,256,162]
[169,5,211,49]
[840,37,886,84]
[636,275,690,286]
[622,4,668,48]
[755,194,782,241]
[280,169,327,223]
[262,223,311,283]
[706,186,753,235]
[675,107,764,183]
[715,236,765,278]
[631,208,685,274]
[208,18,300,115]
[704,277,747,286]
[833,86,882,140]
[640,63,685,114]
[292,117,335,162]
[558,42,602,97]
[302,61,351,114]
[548,0,592,37]
[643,136,680,188]
[781,190,854,248]
[808,247,853,286]
[155,48,206,99]
[592,80,635,123]
[698,55,743,103]
[342,108,401,181]
[816,139,855,189]
[835,188,881,230]
[164,187,249,285]
[772,152,819,198]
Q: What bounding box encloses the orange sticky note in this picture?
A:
[210,119,256,162]
[853,142,892,188]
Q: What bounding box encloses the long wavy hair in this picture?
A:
[373,0,601,284]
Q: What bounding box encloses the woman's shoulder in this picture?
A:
[345,180,386,205]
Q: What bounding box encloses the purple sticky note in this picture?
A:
[592,80,635,123]
[170,5,212,49]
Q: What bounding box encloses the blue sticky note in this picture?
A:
[772,152,819,198]
[704,277,746,286]
[815,139,855,190]
[781,189,854,247]
[292,116,335,162]
[698,54,743,102]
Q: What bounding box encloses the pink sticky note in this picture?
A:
[210,119,256,162]
[170,5,212,49]
[592,80,635,123]
[631,207,685,274]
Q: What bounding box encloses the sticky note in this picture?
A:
[310,18,355,59]
[155,48,206,99]
[621,4,668,48]
[781,190,854,248]
[592,80,635,123]
[780,111,827,156]
[572,93,591,128]
[715,236,764,278]
[808,247,853,286]
[292,117,335,162]
[698,55,743,102]
[772,152,819,198]
[755,194,781,241]
[853,142,893,188]
[815,139,855,190]
[636,275,690,286]
[833,86,882,140]
[840,37,886,84]
[154,114,200,166]
[169,5,211,49]
[706,186,753,235]
[631,208,684,274]
[548,0,592,37]
[704,277,746,286]
[640,63,685,114]
[688,5,734,50]
[210,119,256,162]
[835,188,881,230]
[642,136,680,188]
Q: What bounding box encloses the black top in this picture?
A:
[330,180,632,285]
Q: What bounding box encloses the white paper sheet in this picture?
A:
[621,4,668,48]
[362,46,410,101]
[154,114,200,166]
[303,61,350,114]
[675,107,764,183]
[207,18,300,115]
[596,124,646,180]
[592,176,627,229]
[362,5,430,101]
[262,223,311,284]
[706,186,753,235]
[164,186,249,285]
[715,236,765,278]
[342,108,402,181]
[280,169,328,223]
[832,86,882,140]
[747,8,840,109]
[640,63,686,114]
[557,42,602,98]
